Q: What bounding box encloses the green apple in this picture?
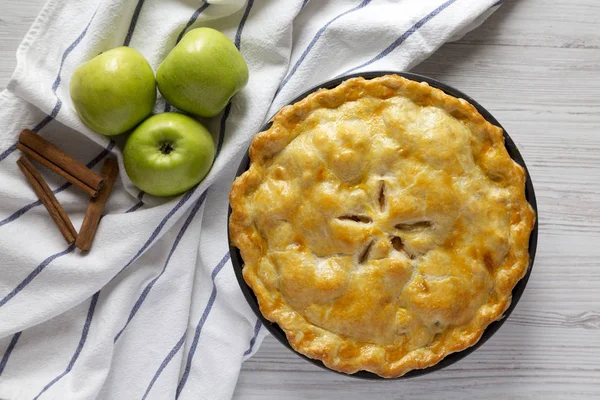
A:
[123,112,215,197]
[70,47,156,136]
[157,27,249,117]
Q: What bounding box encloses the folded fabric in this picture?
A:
[0,0,503,398]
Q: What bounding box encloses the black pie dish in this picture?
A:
[227,71,539,380]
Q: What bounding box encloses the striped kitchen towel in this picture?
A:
[0,0,503,398]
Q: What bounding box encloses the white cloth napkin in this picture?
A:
[0,0,503,398]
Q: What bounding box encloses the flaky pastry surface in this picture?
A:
[229,74,535,377]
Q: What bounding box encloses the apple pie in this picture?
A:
[229,74,535,377]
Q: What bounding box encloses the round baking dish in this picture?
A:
[228,71,538,380]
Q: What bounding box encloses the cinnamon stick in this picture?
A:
[17,156,77,244]
[75,158,119,251]
[18,129,104,198]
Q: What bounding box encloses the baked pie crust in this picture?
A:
[229,74,535,377]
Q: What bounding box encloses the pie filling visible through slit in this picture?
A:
[229,74,535,377]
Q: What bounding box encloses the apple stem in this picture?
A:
[160,142,174,155]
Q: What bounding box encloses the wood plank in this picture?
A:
[412,45,600,115]
[459,0,600,49]
[0,0,46,88]
[235,331,600,399]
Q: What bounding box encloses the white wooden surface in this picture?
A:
[1,0,599,399]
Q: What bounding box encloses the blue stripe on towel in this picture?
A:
[0,332,22,376]
[216,103,232,157]
[0,244,76,308]
[491,0,504,7]
[125,191,146,213]
[164,2,211,112]
[175,252,231,398]
[32,114,56,133]
[123,0,147,46]
[117,185,198,275]
[124,200,144,213]
[141,252,231,400]
[0,140,115,228]
[214,0,253,154]
[113,192,207,343]
[0,143,18,163]
[337,0,459,77]
[141,333,186,400]
[274,0,372,98]
[234,0,254,49]
[32,292,99,400]
[176,2,210,44]
[243,319,262,356]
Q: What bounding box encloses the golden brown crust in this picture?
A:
[229,74,535,378]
